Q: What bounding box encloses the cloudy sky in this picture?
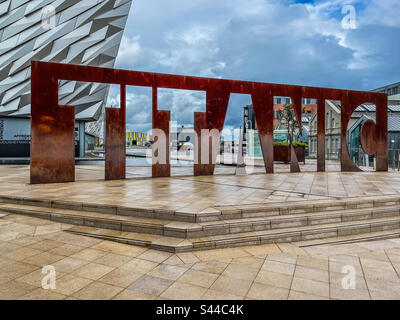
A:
[107,0,400,134]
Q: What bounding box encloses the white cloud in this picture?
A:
[152,26,226,77]
[158,88,206,123]
[359,0,400,28]
[114,0,400,132]
[115,35,142,66]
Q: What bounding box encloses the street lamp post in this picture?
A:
[245,120,252,156]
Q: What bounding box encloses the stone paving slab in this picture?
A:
[1,214,400,300]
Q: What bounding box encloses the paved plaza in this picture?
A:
[0,163,399,213]
[1,164,400,300]
[0,213,399,300]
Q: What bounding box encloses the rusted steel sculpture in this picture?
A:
[30,61,388,184]
[105,85,126,180]
[152,87,170,178]
[360,119,377,156]
[290,145,301,173]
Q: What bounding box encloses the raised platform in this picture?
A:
[0,163,395,211]
[0,194,400,252]
[0,157,105,165]
[1,164,400,252]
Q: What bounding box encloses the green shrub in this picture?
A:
[293,141,308,147]
[274,142,289,146]
[273,141,308,147]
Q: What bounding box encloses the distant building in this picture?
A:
[296,116,310,144]
[85,133,96,152]
[274,115,311,144]
[220,140,235,154]
[243,98,317,143]
[169,123,195,150]
[126,132,151,147]
[308,100,400,162]
[347,101,400,167]
[371,82,400,100]
[274,99,316,127]
[0,0,133,157]
[243,104,256,146]
[308,100,342,160]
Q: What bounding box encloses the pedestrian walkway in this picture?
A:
[0,214,399,300]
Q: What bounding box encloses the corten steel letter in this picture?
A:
[152,87,170,177]
[375,94,388,171]
[360,120,377,155]
[340,91,388,172]
[30,61,75,184]
[251,90,274,173]
[194,112,207,176]
[290,144,301,173]
[30,61,388,184]
[194,86,230,176]
[341,92,362,172]
[105,85,126,180]
[291,95,303,132]
[289,94,302,173]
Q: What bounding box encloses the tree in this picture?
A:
[279,104,298,146]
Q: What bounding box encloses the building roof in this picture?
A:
[302,116,310,123]
[325,100,400,114]
[388,115,400,132]
[329,100,342,110]
[349,113,400,133]
[371,82,400,92]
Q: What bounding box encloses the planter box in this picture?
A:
[274,145,305,163]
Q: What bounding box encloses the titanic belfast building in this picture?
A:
[0,0,133,157]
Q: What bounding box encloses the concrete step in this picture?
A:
[3,194,400,251]
[294,230,400,247]
[0,195,197,223]
[1,194,400,222]
[197,205,400,237]
[63,216,400,252]
[1,202,399,239]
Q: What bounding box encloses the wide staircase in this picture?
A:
[1,195,400,252]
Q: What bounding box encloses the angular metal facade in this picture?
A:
[0,0,133,137]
